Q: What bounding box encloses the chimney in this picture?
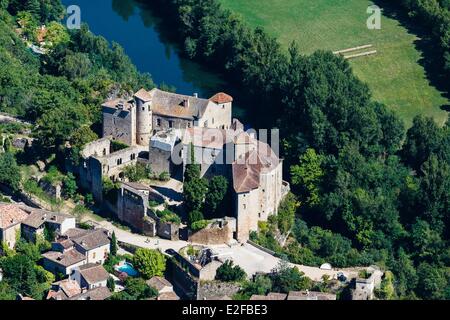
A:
[182,98,189,108]
[193,93,198,98]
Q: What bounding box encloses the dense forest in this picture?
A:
[0,0,448,300]
[146,0,450,299]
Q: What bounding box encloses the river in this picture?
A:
[61,0,248,120]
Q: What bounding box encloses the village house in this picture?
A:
[146,276,180,300]
[68,286,112,301]
[47,279,83,300]
[0,203,29,249]
[70,263,109,290]
[42,228,110,275]
[21,209,75,242]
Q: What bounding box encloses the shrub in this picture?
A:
[215,260,247,283]
[191,219,209,231]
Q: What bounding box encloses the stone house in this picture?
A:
[70,263,109,290]
[46,279,82,300]
[102,88,233,147]
[146,276,174,295]
[42,228,110,275]
[0,203,29,249]
[21,209,75,242]
[42,248,87,276]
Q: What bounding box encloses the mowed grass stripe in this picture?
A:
[220,0,449,126]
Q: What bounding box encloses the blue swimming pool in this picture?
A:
[117,262,139,277]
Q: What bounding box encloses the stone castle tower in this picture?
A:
[134,89,152,146]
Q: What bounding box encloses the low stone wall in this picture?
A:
[247,239,277,256]
[189,222,233,245]
[197,281,241,300]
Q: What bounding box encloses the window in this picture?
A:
[117,158,122,165]
[103,148,106,156]
[130,154,136,160]
[156,118,161,126]
[93,252,96,259]
[243,204,247,210]
[212,118,215,124]
[142,107,145,111]
[169,120,173,128]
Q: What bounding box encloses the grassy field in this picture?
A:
[219,0,449,126]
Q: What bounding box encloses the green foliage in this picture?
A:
[0,253,53,299]
[215,260,247,283]
[107,277,116,292]
[204,175,228,218]
[276,192,299,234]
[191,219,209,231]
[43,21,69,49]
[110,231,118,256]
[188,210,204,227]
[110,277,157,300]
[270,262,312,293]
[0,152,21,191]
[123,163,150,182]
[155,208,181,224]
[111,140,129,152]
[235,274,272,300]
[132,248,166,280]
[290,148,324,206]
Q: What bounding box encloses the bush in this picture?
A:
[191,219,209,231]
[215,260,247,283]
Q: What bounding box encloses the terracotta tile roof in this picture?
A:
[209,92,233,104]
[78,263,109,285]
[0,203,29,229]
[69,287,112,300]
[146,276,173,292]
[134,88,153,102]
[42,248,86,267]
[232,140,280,193]
[48,279,81,300]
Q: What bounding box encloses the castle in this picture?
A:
[73,88,289,242]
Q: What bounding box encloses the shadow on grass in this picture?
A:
[374,0,449,102]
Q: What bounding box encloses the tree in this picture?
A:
[107,277,115,292]
[401,116,442,171]
[44,21,69,49]
[110,277,157,300]
[271,261,312,293]
[132,248,166,279]
[290,148,324,206]
[110,231,118,256]
[0,282,15,300]
[276,192,299,234]
[416,262,448,300]
[215,260,247,282]
[59,52,92,80]
[63,172,77,199]
[1,254,52,299]
[188,210,204,227]
[0,152,21,191]
[375,271,396,300]
[204,175,228,217]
